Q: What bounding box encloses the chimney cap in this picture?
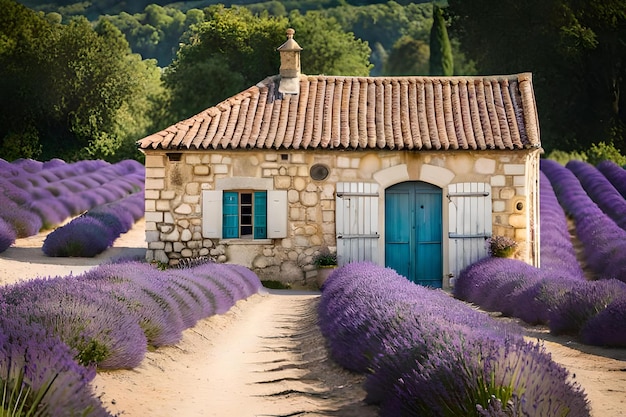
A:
[277,28,302,52]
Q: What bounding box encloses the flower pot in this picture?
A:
[316,266,337,288]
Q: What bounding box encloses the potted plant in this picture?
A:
[486,235,518,258]
[314,247,338,288]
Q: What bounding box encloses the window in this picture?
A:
[223,191,267,239]
[202,189,287,239]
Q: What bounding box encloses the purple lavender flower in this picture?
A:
[597,159,626,199]
[1,276,147,369]
[0,216,16,253]
[0,306,113,416]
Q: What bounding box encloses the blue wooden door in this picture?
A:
[385,182,443,287]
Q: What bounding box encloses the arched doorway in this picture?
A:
[385,181,443,287]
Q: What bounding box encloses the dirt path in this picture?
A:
[95,290,378,417]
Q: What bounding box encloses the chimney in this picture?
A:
[277,28,302,94]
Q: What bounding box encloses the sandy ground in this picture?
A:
[1,219,625,416]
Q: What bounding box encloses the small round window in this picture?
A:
[310,164,330,181]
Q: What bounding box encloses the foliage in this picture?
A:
[545,149,588,165]
[428,4,453,76]
[384,35,429,76]
[585,141,626,166]
[162,5,372,123]
[485,235,517,258]
[318,262,590,416]
[313,247,338,267]
[99,4,203,67]
[0,1,164,162]
[447,0,626,155]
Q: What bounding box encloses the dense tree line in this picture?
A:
[6,0,626,161]
[0,0,165,162]
[447,0,626,155]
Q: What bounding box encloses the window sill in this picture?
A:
[218,239,273,245]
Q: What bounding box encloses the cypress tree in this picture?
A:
[429,4,454,76]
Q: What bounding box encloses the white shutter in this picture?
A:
[448,183,492,283]
[202,190,223,238]
[336,182,379,266]
[267,190,287,238]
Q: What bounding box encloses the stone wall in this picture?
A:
[143,148,540,286]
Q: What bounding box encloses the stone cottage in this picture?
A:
[138,29,542,289]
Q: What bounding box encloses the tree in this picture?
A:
[447,0,626,154]
[163,5,372,123]
[288,10,372,77]
[0,0,164,162]
[429,4,453,76]
[385,36,429,75]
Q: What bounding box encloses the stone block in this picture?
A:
[185,154,201,164]
[508,214,527,229]
[144,211,163,223]
[147,240,164,250]
[146,167,165,178]
[181,229,192,241]
[145,155,165,168]
[493,201,506,213]
[500,188,515,200]
[156,200,170,211]
[145,190,159,200]
[145,200,155,211]
[504,164,525,175]
[490,175,506,187]
[475,158,496,174]
[213,164,229,174]
[146,230,159,242]
[193,165,211,177]
[145,178,164,190]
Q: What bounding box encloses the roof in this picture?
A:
[138,73,540,152]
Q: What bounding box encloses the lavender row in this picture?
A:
[566,160,626,230]
[541,158,626,282]
[597,159,626,198]
[42,191,145,257]
[0,159,145,252]
[455,257,626,346]
[0,312,112,416]
[538,171,586,280]
[318,262,590,416]
[0,260,262,414]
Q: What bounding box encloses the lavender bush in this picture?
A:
[539,171,586,280]
[0,217,16,253]
[319,262,590,417]
[579,298,626,346]
[548,279,626,336]
[566,160,626,230]
[1,276,148,369]
[541,158,626,282]
[0,311,113,416]
[42,192,145,257]
[0,158,145,253]
[597,159,626,199]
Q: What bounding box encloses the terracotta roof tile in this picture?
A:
[137,73,541,151]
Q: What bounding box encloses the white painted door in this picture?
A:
[335,182,379,266]
[447,183,492,284]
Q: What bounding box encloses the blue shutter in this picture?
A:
[223,192,239,238]
[254,191,267,239]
